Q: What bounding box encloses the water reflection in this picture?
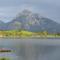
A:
[0,40,60,60]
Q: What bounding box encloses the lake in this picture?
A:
[0,39,60,60]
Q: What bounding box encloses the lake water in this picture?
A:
[0,39,60,60]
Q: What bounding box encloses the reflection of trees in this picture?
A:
[0,58,10,60]
[0,58,6,60]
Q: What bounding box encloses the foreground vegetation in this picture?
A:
[0,30,60,38]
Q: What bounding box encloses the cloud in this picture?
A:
[0,0,60,23]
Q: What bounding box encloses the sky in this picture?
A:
[0,0,60,23]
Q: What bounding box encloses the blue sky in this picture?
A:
[0,0,60,23]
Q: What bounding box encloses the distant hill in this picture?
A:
[0,10,60,33]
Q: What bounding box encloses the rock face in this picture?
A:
[0,10,60,33]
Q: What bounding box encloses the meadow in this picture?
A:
[0,30,60,38]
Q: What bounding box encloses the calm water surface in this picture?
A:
[0,39,60,60]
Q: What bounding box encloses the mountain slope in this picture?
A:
[0,21,6,30]
[7,10,60,33]
[0,10,60,33]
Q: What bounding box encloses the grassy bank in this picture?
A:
[0,30,60,38]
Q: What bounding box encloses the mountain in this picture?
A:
[0,10,60,33]
[7,10,60,33]
[0,21,6,30]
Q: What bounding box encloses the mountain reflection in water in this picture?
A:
[0,39,59,60]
